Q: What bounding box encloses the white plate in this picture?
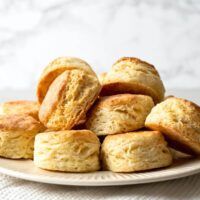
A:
[0,158,200,186]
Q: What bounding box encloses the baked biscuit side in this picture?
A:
[101,131,172,172]
[34,130,100,172]
[86,94,154,135]
[145,97,200,155]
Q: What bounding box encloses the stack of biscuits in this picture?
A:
[0,57,200,173]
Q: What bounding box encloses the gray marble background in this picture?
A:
[0,0,200,100]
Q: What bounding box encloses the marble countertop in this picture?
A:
[0,0,200,97]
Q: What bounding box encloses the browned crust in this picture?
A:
[100,82,161,104]
[0,114,45,132]
[104,130,162,140]
[168,96,200,113]
[39,71,70,126]
[145,123,200,155]
[93,94,153,109]
[37,130,100,144]
[114,57,160,77]
[37,57,95,104]
[0,100,39,119]
[39,70,101,130]
[37,68,67,104]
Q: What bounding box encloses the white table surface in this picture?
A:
[0,173,200,200]
[0,89,200,200]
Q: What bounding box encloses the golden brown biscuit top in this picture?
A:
[42,57,95,75]
[163,96,200,113]
[113,57,160,77]
[103,130,164,144]
[48,57,88,68]
[93,94,154,108]
[0,114,45,132]
[36,130,100,144]
[0,100,39,117]
[37,57,96,104]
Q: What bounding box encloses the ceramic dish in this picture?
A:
[0,158,200,186]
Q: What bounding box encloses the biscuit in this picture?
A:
[39,69,101,131]
[34,130,100,172]
[0,100,39,119]
[101,57,165,103]
[37,57,96,104]
[101,131,172,172]
[0,114,44,159]
[86,94,154,136]
[145,97,200,155]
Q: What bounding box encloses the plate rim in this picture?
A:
[0,158,200,186]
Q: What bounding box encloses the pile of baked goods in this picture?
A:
[0,57,200,173]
